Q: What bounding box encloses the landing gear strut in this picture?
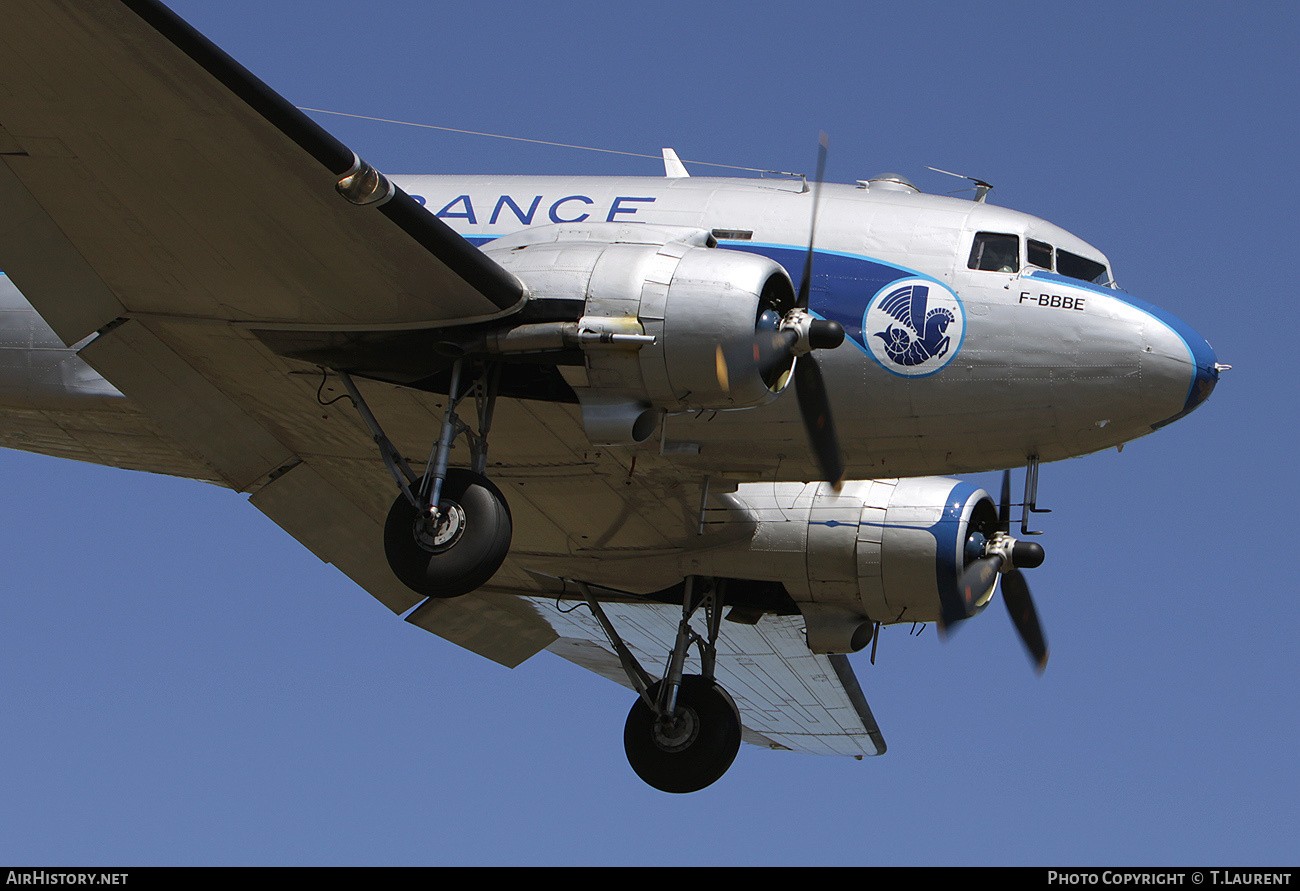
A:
[338,361,511,599]
[581,577,742,793]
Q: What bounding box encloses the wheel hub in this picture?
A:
[652,706,700,753]
[412,501,467,553]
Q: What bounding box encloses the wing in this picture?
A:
[0,0,523,348]
[0,0,550,667]
[502,593,885,756]
[0,2,885,763]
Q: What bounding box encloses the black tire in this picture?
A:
[383,470,512,598]
[624,675,741,793]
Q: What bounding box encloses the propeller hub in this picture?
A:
[779,309,844,357]
[985,532,1046,571]
[807,319,845,351]
[1012,540,1045,569]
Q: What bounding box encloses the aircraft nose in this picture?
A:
[1182,336,1221,414]
[1142,303,1222,429]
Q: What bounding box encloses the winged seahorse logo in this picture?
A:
[871,283,955,367]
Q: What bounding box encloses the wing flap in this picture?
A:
[0,159,127,344]
[0,0,522,344]
[78,319,293,490]
[250,459,558,667]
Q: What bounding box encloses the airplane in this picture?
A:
[0,0,1223,793]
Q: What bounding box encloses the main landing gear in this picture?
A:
[339,367,742,791]
[580,577,742,793]
[338,360,511,599]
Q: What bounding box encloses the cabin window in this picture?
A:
[1028,239,1054,270]
[1057,249,1108,285]
[968,233,1019,273]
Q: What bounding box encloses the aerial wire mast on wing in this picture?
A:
[297,106,809,183]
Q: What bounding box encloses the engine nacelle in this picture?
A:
[483,224,795,444]
[697,477,1000,653]
[522,475,1005,653]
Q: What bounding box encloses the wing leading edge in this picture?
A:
[0,0,523,346]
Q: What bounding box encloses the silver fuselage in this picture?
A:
[0,173,1218,481]
[401,174,1219,477]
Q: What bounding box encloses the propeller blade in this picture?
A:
[944,469,1050,668]
[960,555,1002,613]
[1001,569,1049,673]
[787,133,844,486]
[998,469,1012,532]
[942,554,1002,634]
[796,132,829,310]
[793,354,843,487]
[756,327,799,380]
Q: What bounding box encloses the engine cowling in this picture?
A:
[521,475,1009,654]
[699,477,1001,653]
[482,224,795,444]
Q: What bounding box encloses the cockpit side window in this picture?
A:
[1027,239,1053,270]
[968,232,1019,273]
[1057,249,1108,285]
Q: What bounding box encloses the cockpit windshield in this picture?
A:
[1056,249,1109,285]
[969,231,1111,286]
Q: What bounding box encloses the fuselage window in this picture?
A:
[1057,249,1108,285]
[968,232,1019,273]
[1028,239,1053,270]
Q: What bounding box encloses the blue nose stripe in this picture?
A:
[1183,352,1219,409]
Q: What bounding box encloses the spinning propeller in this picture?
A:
[946,470,1050,673]
[754,132,847,485]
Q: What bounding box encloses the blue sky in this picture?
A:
[1,0,1295,866]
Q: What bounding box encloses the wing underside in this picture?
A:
[500,594,886,757]
[0,0,523,346]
